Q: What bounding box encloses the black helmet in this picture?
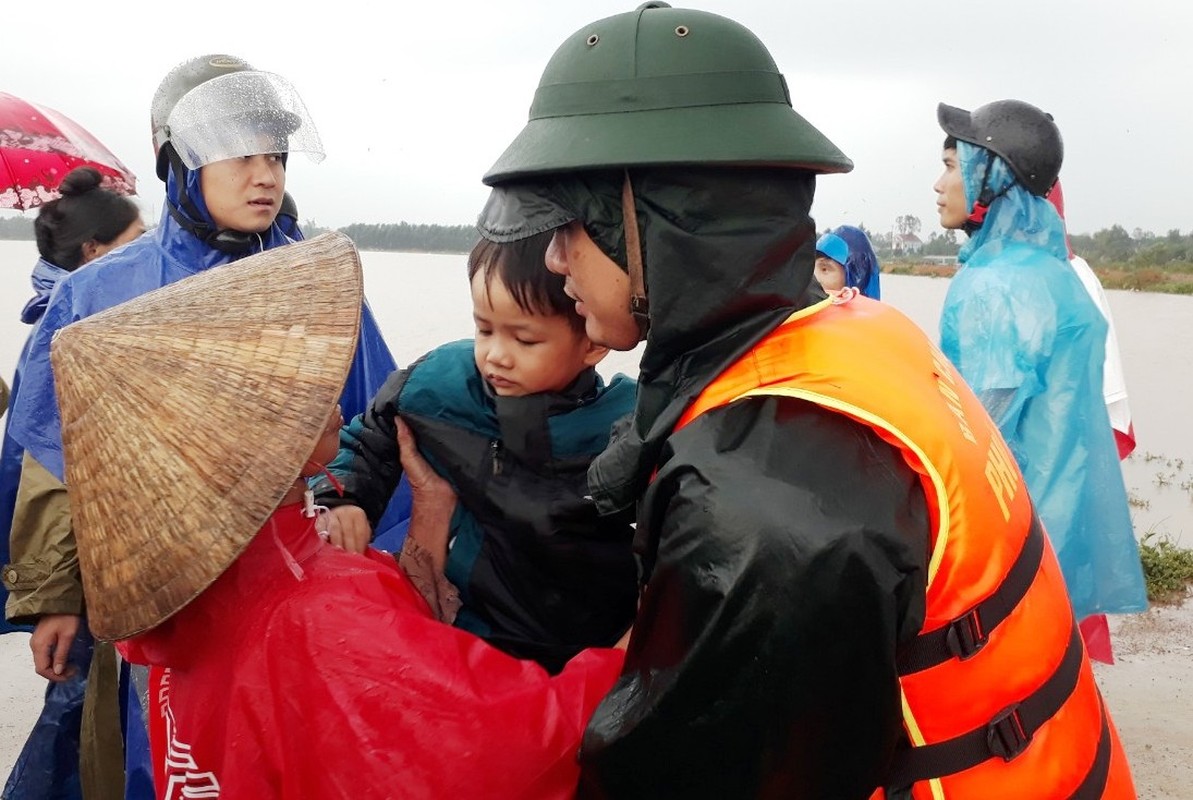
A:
[151,55,254,180]
[937,99,1063,197]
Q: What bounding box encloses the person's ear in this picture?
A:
[81,239,101,265]
[582,339,609,367]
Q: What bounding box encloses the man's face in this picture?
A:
[934,148,968,230]
[199,153,286,233]
[545,222,643,351]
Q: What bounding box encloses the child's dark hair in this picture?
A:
[34,167,141,271]
[943,135,958,151]
[467,231,585,333]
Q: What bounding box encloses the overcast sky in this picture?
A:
[3,0,1190,236]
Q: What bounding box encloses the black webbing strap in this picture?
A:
[887,624,1084,789]
[1068,696,1112,800]
[897,516,1046,676]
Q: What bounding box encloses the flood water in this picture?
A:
[1,240,1190,541]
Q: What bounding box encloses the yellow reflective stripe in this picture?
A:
[783,296,833,324]
[900,690,948,800]
[731,386,950,590]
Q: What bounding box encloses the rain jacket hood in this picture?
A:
[20,259,70,325]
[831,224,882,299]
[941,141,1148,618]
[486,167,819,514]
[957,140,1068,264]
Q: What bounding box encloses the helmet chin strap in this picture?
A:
[963,151,1013,235]
[621,171,650,336]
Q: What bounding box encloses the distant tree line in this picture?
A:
[840,216,1193,269]
[1069,226,1193,269]
[8,211,1193,268]
[1,215,478,254]
[317,222,477,254]
[0,216,33,239]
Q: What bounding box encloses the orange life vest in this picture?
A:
[674,295,1135,799]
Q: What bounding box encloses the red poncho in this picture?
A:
[118,502,623,799]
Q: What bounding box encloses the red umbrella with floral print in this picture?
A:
[0,91,137,210]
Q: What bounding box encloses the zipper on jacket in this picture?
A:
[490,440,503,476]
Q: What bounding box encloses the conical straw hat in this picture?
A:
[51,232,363,640]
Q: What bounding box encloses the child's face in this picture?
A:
[471,270,607,397]
[302,404,344,477]
[813,257,846,293]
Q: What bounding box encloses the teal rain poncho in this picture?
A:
[940,141,1147,618]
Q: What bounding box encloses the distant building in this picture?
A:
[894,233,924,254]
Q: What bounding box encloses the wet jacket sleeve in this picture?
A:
[3,452,82,624]
[579,397,930,799]
[314,368,410,525]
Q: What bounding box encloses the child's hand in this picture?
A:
[322,505,373,554]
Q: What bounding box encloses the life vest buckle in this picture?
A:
[945,609,988,660]
[986,703,1032,761]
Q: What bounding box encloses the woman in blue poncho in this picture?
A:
[933,99,1147,623]
[1,167,143,800]
[814,226,882,298]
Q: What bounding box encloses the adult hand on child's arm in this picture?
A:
[322,505,373,554]
[395,418,462,623]
[30,613,80,681]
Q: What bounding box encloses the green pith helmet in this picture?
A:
[151,54,254,181]
[483,2,852,185]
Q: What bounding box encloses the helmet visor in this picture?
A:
[166,71,324,170]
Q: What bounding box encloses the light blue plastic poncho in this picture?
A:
[940,141,1147,618]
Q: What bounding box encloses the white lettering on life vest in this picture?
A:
[930,351,977,445]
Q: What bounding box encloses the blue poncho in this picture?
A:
[9,168,397,481]
[940,142,1147,618]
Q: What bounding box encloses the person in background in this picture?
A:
[477,5,1136,796]
[934,99,1148,639]
[1,166,143,800]
[813,230,850,295]
[833,224,882,299]
[814,227,882,299]
[5,54,397,800]
[1046,179,1137,664]
[316,232,637,673]
[1048,181,1134,459]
